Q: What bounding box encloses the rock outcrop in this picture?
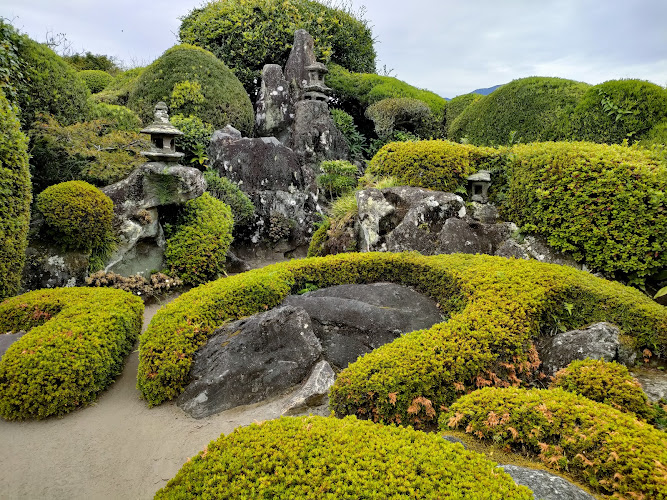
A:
[500,465,595,500]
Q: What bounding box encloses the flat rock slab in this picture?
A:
[500,465,595,500]
[0,331,28,359]
[177,305,322,418]
[283,282,444,369]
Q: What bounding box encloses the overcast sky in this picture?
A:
[4,0,666,98]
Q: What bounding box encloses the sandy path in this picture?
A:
[0,295,298,500]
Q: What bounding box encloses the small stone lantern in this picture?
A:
[303,62,330,102]
[140,102,184,163]
[467,170,492,203]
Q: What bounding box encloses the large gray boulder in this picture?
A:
[177,305,322,418]
[284,29,317,101]
[21,241,90,291]
[255,64,292,141]
[289,100,348,166]
[0,331,27,359]
[282,360,335,416]
[500,465,595,500]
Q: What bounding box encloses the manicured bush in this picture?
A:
[316,160,358,199]
[36,180,114,252]
[137,253,667,429]
[550,359,653,421]
[443,92,484,136]
[179,0,376,98]
[0,19,25,105]
[504,141,667,280]
[87,101,142,131]
[442,387,667,499]
[128,44,253,135]
[92,67,145,106]
[365,97,434,139]
[64,52,120,73]
[203,171,255,228]
[569,79,667,144]
[79,69,113,94]
[164,193,234,285]
[367,140,504,192]
[306,217,330,257]
[0,287,143,420]
[447,76,589,145]
[170,114,214,165]
[156,415,532,499]
[0,88,31,300]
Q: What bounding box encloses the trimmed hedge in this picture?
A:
[443,92,484,136]
[550,359,653,421]
[164,193,234,286]
[156,415,532,499]
[0,89,31,300]
[442,387,667,499]
[91,67,145,106]
[367,140,503,192]
[36,180,114,252]
[504,141,667,280]
[0,287,143,420]
[87,101,142,131]
[447,76,589,146]
[79,69,113,94]
[127,44,253,135]
[137,253,667,429]
[569,79,667,144]
[365,97,434,139]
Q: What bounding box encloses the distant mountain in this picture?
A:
[470,84,502,96]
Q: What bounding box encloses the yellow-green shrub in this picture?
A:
[442,387,667,499]
[0,287,143,420]
[550,358,653,421]
[137,253,667,427]
[164,193,234,285]
[79,69,113,94]
[365,97,435,139]
[156,415,532,499]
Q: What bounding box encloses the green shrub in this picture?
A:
[64,52,120,74]
[179,0,376,98]
[504,141,667,280]
[79,69,113,94]
[367,139,503,192]
[137,253,667,426]
[447,77,589,146]
[307,217,330,257]
[127,44,253,134]
[92,67,145,106]
[0,287,143,420]
[170,114,214,165]
[87,101,142,131]
[0,88,31,300]
[0,19,26,105]
[316,160,358,199]
[330,108,367,161]
[36,180,114,253]
[156,415,532,499]
[550,359,653,421]
[569,79,667,144]
[365,97,434,139]
[29,116,150,190]
[443,92,484,136]
[442,387,667,499]
[164,193,234,285]
[203,171,255,227]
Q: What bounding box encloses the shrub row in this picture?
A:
[156,415,532,499]
[442,387,667,499]
[137,253,667,429]
[0,287,143,420]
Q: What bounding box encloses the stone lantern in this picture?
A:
[467,170,491,203]
[303,62,330,102]
[140,102,184,163]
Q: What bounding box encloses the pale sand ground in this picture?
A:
[0,295,301,500]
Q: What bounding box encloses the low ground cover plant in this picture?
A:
[0,287,143,420]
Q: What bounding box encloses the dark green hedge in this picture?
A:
[443,92,484,136]
[504,141,667,280]
[91,67,145,106]
[442,387,667,499]
[203,171,255,228]
[137,253,667,431]
[79,69,113,94]
[365,97,434,139]
[156,415,532,499]
[569,79,667,144]
[447,76,589,145]
[179,0,376,98]
[0,88,31,300]
[0,287,143,420]
[127,44,253,135]
[165,193,234,285]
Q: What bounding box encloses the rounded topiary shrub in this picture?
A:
[0,287,143,420]
[203,171,255,228]
[79,69,113,94]
[0,89,31,300]
[127,44,253,135]
[443,387,667,499]
[443,92,484,136]
[448,76,589,145]
[36,180,114,252]
[550,358,653,421]
[164,193,234,285]
[87,101,142,131]
[157,415,532,499]
[569,79,667,144]
[91,66,145,106]
[365,97,433,139]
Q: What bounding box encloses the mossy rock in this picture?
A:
[0,287,143,420]
[137,253,667,428]
[127,44,253,135]
[156,415,533,499]
[442,387,667,499]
